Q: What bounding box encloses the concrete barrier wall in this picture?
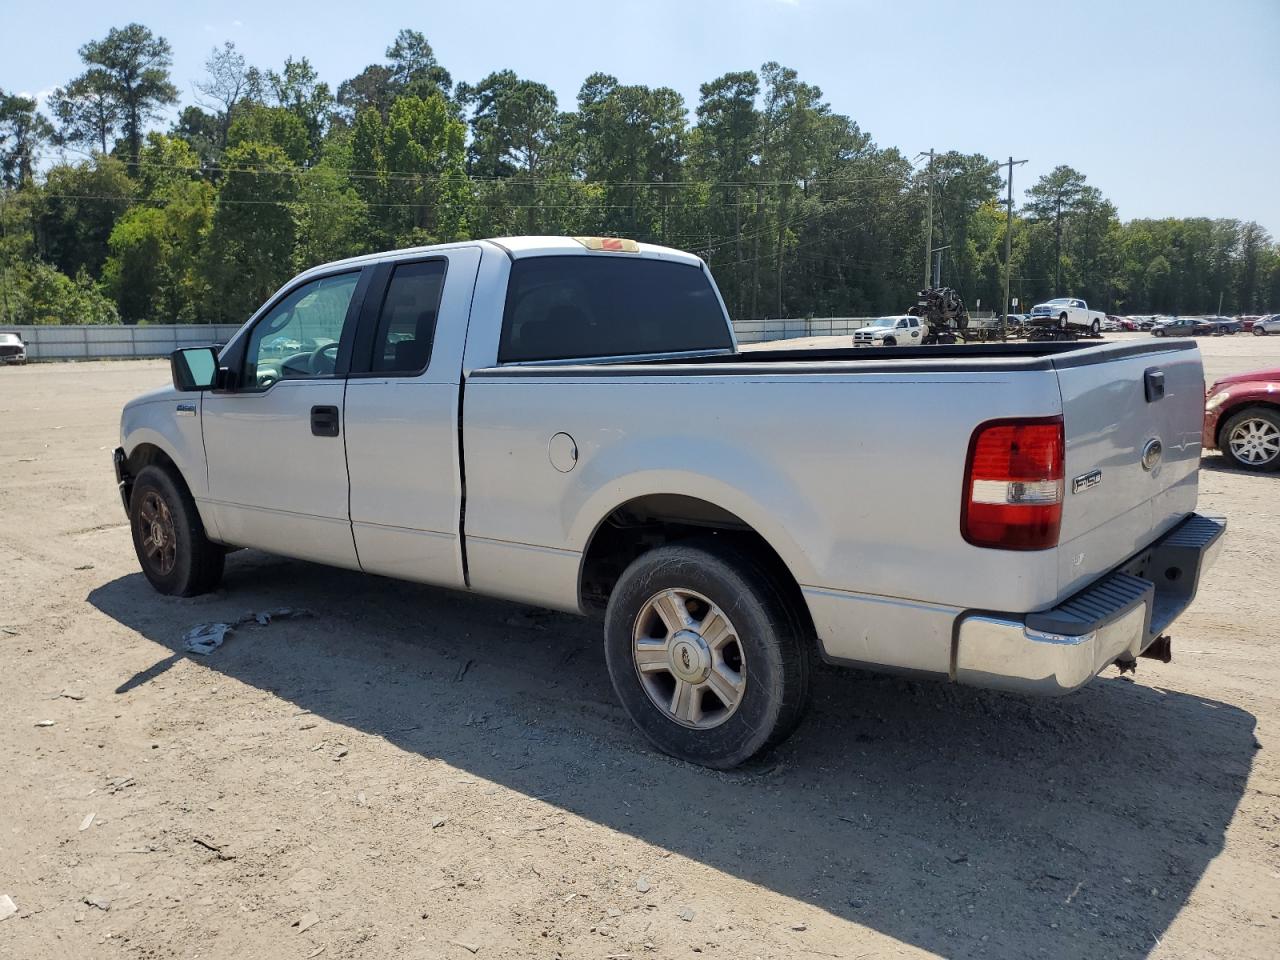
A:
[732,317,878,343]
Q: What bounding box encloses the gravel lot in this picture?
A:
[1,334,1277,960]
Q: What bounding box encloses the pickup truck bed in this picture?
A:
[116,236,1223,768]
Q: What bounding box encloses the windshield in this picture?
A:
[1045,298,1071,305]
[866,317,899,328]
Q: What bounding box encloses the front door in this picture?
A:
[201,271,363,568]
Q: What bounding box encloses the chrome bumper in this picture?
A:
[954,514,1226,695]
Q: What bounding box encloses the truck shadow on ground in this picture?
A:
[90,551,1257,960]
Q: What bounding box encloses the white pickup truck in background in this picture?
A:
[1029,297,1108,335]
[115,236,1224,768]
[851,315,925,347]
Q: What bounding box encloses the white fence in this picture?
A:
[4,313,973,359]
[732,317,879,343]
[0,325,242,361]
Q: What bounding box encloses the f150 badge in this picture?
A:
[1072,469,1102,494]
[175,402,196,417]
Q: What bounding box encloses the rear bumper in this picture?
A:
[954,513,1226,695]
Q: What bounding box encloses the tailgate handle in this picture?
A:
[1144,368,1165,403]
[310,404,340,437]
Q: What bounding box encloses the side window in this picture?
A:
[369,260,448,374]
[897,319,908,329]
[244,273,359,389]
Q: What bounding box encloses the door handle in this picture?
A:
[311,404,340,437]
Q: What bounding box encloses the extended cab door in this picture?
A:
[342,246,483,586]
[201,269,366,568]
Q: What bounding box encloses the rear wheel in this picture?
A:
[129,465,225,595]
[1090,318,1101,336]
[1153,328,1165,337]
[1220,407,1280,472]
[1058,313,1069,330]
[603,540,812,768]
[1253,325,1266,336]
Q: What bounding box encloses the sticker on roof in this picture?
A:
[572,236,640,253]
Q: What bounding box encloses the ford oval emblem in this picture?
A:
[1141,437,1163,471]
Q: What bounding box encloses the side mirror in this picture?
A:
[170,347,219,392]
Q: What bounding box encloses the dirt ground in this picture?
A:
[1,334,1277,960]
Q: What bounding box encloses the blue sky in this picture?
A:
[8,0,1279,233]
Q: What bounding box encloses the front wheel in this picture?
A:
[129,465,225,596]
[603,540,812,768]
[1220,407,1280,472]
[1153,328,1165,337]
[882,336,897,347]
[1090,318,1101,336]
[1254,325,1266,336]
[1058,313,1069,330]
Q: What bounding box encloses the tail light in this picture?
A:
[962,417,1064,550]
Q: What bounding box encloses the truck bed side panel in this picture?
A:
[463,368,1066,672]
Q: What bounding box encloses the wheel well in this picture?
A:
[578,494,812,628]
[1216,401,1280,448]
[123,443,184,505]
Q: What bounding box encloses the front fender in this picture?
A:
[120,394,209,500]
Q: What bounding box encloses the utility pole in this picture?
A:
[1000,156,1028,341]
[931,244,951,288]
[920,148,935,291]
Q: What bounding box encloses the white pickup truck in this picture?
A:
[115,236,1224,768]
[851,315,925,347]
[1029,297,1108,335]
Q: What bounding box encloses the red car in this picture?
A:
[1203,367,1280,471]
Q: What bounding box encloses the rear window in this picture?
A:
[498,256,731,363]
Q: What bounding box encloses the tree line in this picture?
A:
[1,22,1277,327]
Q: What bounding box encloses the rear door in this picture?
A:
[1054,341,1204,596]
[202,270,366,567]
[343,246,482,586]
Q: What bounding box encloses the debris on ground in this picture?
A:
[78,812,95,832]
[679,907,695,922]
[33,719,55,727]
[59,690,84,700]
[454,659,474,682]
[183,622,234,656]
[450,940,480,954]
[635,877,651,893]
[0,895,16,922]
[293,912,320,932]
[83,894,111,911]
[193,836,235,860]
[183,608,315,655]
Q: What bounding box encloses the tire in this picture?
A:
[603,539,812,769]
[882,336,896,347]
[1090,319,1101,336]
[1254,326,1266,336]
[1058,313,1068,331]
[1153,328,1165,337]
[1219,406,1280,472]
[129,464,225,596]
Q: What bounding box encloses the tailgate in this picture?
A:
[1054,341,1203,598]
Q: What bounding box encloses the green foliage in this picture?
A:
[3,24,1278,326]
[227,105,309,166]
[203,142,298,323]
[76,23,179,166]
[36,155,135,278]
[0,90,53,187]
[10,260,119,324]
[102,177,212,323]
